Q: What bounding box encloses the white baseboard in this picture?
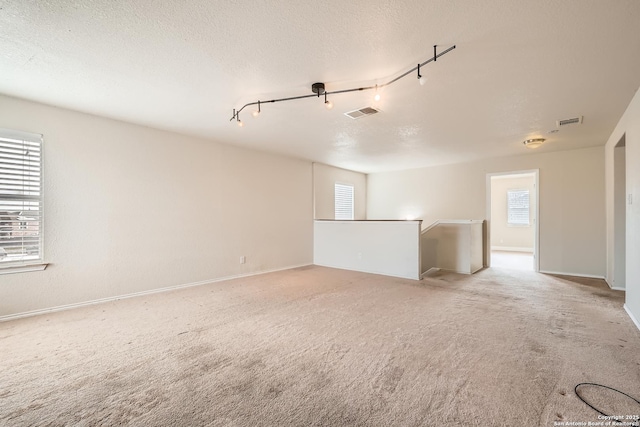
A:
[604,276,626,290]
[624,304,640,332]
[491,246,534,253]
[421,267,441,278]
[539,270,605,280]
[313,263,420,281]
[0,263,313,323]
[422,267,474,276]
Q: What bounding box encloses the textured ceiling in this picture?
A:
[1,0,640,173]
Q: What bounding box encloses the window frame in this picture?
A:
[0,128,46,274]
[334,182,354,221]
[506,188,530,227]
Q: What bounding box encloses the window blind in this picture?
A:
[334,183,354,220]
[0,129,43,265]
[507,189,529,226]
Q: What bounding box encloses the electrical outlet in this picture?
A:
[240,256,246,264]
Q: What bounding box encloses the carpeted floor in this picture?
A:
[490,250,534,271]
[1,266,639,426]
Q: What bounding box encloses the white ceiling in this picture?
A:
[1,0,640,173]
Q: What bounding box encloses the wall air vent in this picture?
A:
[556,116,583,127]
[344,107,380,120]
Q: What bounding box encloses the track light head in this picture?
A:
[417,64,427,86]
[324,91,333,109]
[252,100,261,117]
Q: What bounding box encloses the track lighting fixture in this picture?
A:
[324,92,333,109]
[234,109,243,127]
[417,64,426,86]
[252,101,261,117]
[230,44,456,125]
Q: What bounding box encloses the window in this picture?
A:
[507,189,530,226]
[334,183,354,220]
[0,128,43,266]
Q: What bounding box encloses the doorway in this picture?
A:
[613,135,626,289]
[487,170,539,271]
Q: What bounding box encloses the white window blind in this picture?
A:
[507,189,530,226]
[0,129,43,265]
[335,183,354,220]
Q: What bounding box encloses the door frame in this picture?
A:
[612,135,626,289]
[486,169,540,272]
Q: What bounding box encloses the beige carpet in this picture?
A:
[1,266,639,426]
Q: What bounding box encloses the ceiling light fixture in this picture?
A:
[417,46,438,86]
[374,85,381,102]
[522,138,546,149]
[324,92,333,110]
[252,101,261,117]
[229,44,456,124]
[417,64,426,86]
[234,110,243,127]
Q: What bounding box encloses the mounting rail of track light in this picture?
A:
[230,44,456,126]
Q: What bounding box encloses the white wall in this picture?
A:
[313,163,366,220]
[490,175,536,251]
[367,147,606,277]
[421,221,484,274]
[0,94,313,318]
[314,220,421,280]
[605,87,640,329]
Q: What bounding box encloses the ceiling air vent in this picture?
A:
[556,116,583,127]
[344,107,380,120]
